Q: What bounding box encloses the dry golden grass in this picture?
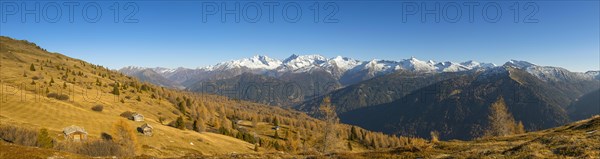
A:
[0,83,255,157]
[347,116,600,158]
[0,141,88,159]
[0,36,256,158]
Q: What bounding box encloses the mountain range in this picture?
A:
[120,55,599,88]
[120,55,600,140]
[119,55,501,88]
[120,55,599,106]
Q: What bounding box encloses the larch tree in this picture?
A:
[319,96,339,154]
[286,131,300,152]
[194,117,205,132]
[112,119,138,157]
[485,96,524,137]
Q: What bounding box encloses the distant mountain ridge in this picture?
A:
[120,55,599,88]
[120,55,599,110]
[339,65,599,140]
[120,54,502,88]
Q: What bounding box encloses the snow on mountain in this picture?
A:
[120,54,598,89]
[211,55,282,70]
[460,60,496,70]
[130,55,500,76]
[327,56,361,70]
[586,71,600,79]
[119,66,147,74]
[200,55,498,75]
[505,60,536,69]
[435,61,469,72]
[119,66,176,76]
[505,60,597,81]
[153,67,177,74]
[400,57,437,72]
[280,54,327,72]
[120,55,501,87]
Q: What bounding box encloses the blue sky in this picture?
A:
[1,1,599,72]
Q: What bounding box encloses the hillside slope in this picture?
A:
[0,36,254,157]
[342,115,600,158]
[294,71,467,115]
[568,89,600,121]
[340,67,598,140]
[0,36,405,158]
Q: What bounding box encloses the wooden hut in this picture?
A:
[132,113,144,122]
[140,123,153,136]
[63,125,88,142]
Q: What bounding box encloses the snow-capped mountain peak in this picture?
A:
[326,56,361,71]
[213,55,282,70]
[153,67,177,74]
[400,57,436,72]
[281,54,327,71]
[283,54,300,63]
[503,60,598,82]
[119,55,598,91]
[435,61,468,72]
[427,60,436,65]
[586,71,600,80]
[506,60,536,69]
[121,66,147,70]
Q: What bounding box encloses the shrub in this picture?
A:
[56,94,69,100]
[47,92,58,98]
[0,125,38,147]
[101,132,113,141]
[47,93,69,101]
[554,145,586,157]
[119,111,134,119]
[55,140,123,157]
[91,105,104,112]
[79,140,123,156]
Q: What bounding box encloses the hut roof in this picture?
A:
[141,123,153,129]
[63,125,88,135]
